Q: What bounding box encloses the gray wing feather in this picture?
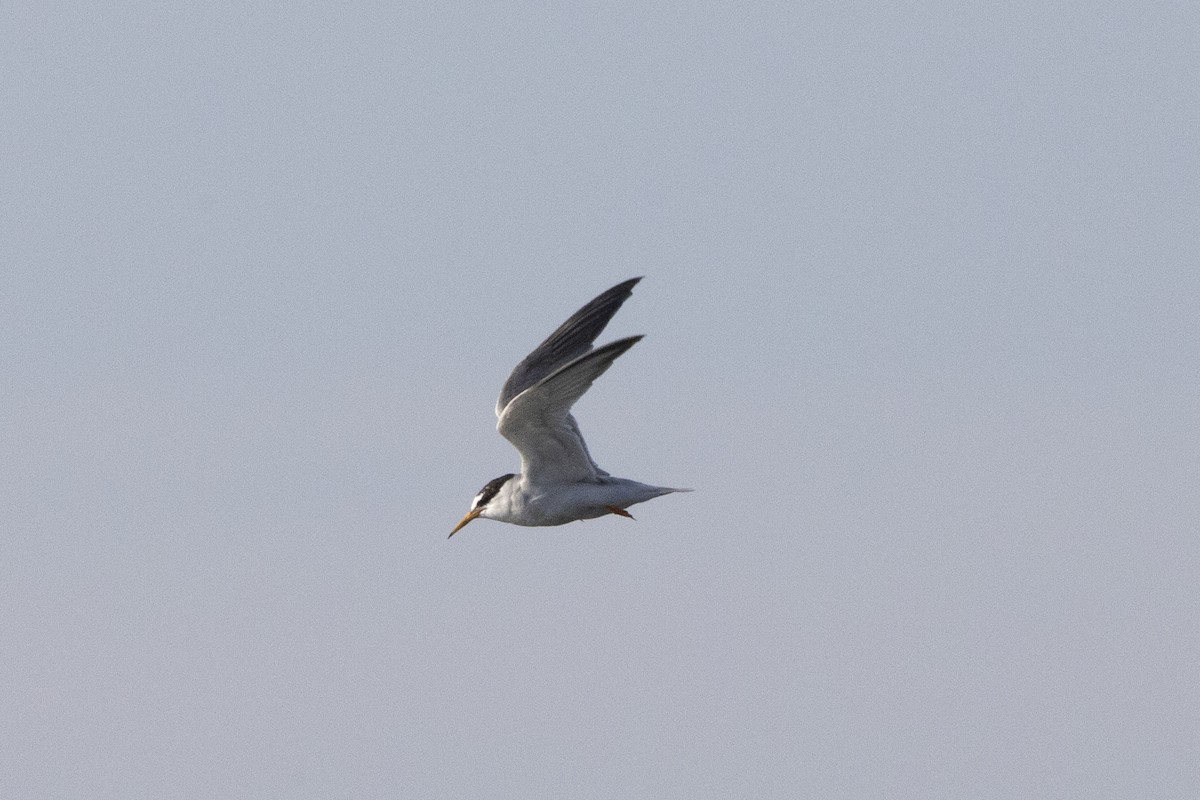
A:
[496,277,642,417]
[565,414,608,477]
[497,336,642,484]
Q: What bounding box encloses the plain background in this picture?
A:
[3,2,1197,797]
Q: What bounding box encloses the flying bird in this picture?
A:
[450,277,690,537]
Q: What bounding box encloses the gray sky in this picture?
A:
[3,2,1198,797]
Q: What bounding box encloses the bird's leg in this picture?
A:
[605,505,635,519]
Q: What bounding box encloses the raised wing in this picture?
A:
[496,277,642,417]
[497,336,642,484]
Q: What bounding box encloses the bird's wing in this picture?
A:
[496,277,641,418]
[497,336,642,484]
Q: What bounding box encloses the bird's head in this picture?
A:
[449,473,515,537]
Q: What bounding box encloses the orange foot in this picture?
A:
[605,505,635,519]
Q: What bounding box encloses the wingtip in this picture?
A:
[600,334,645,354]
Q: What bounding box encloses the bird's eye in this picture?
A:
[472,473,515,511]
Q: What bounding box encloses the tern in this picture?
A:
[450,277,690,537]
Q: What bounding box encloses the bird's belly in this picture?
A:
[512,485,614,526]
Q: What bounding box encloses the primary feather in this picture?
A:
[496,277,642,416]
